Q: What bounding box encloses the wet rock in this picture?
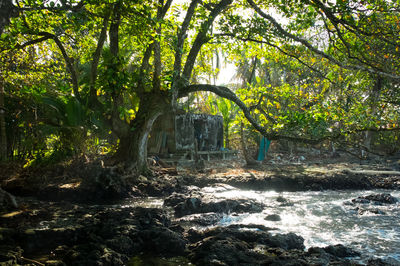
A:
[187,227,332,265]
[164,193,191,207]
[226,224,275,232]
[106,235,134,255]
[133,207,171,228]
[265,214,281,221]
[166,192,264,218]
[138,227,186,256]
[200,199,264,215]
[323,244,361,257]
[306,245,361,265]
[356,207,386,215]
[352,198,371,204]
[137,180,176,197]
[187,227,305,250]
[177,212,223,226]
[174,197,202,217]
[355,193,398,205]
[367,257,392,265]
[189,237,261,266]
[276,196,294,206]
[2,203,180,265]
[269,232,306,250]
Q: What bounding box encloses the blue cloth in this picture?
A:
[257,137,271,161]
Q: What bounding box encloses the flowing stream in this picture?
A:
[129,187,400,264]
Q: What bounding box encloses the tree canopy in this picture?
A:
[0,0,399,171]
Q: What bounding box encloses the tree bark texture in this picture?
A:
[0,0,18,34]
[114,93,166,173]
[363,76,382,154]
[0,75,7,161]
[182,0,233,82]
[88,11,110,109]
[240,122,257,165]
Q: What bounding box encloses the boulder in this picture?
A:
[137,227,186,256]
[352,193,398,205]
[177,212,223,226]
[323,244,361,258]
[165,192,264,218]
[188,227,308,265]
[265,214,281,221]
[276,196,294,206]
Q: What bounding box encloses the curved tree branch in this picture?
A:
[50,33,80,101]
[215,33,335,84]
[171,0,201,110]
[182,0,233,82]
[13,35,53,50]
[180,84,277,139]
[4,29,81,101]
[152,0,166,91]
[181,83,399,145]
[0,0,19,34]
[247,0,400,80]
[88,10,111,108]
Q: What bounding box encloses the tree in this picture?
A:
[0,73,6,161]
[1,0,399,172]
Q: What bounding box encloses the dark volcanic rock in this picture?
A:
[189,237,261,265]
[323,244,361,258]
[177,212,224,226]
[187,227,305,250]
[138,227,187,256]
[356,207,386,215]
[354,193,398,205]
[265,214,281,221]
[308,244,360,258]
[1,203,187,266]
[187,227,361,266]
[276,196,294,206]
[165,192,264,218]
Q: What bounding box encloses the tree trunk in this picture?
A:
[240,122,257,166]
[0,0,18,34]
[363,77,382,157]
[224,123,230,149]
[0,75,6,161]
[114,93,166,173]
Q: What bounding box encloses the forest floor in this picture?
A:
[1,150,400,265]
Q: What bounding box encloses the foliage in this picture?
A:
[1,0,400,167]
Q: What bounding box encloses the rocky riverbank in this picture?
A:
[1,196,389,266]
[1,155,399,265]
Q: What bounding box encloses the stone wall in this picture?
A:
[148,113,224,155]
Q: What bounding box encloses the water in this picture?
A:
[127,187,400,264]
[204,186,400,264]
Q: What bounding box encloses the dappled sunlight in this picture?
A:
[59,182,81,189]
[1,210,23,218]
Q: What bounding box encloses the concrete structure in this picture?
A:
[148,112,224,157]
